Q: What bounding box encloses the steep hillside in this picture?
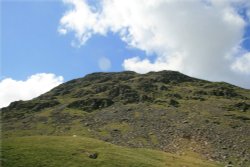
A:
[1,71,250,166]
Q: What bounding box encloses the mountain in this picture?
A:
[1,70,250,167]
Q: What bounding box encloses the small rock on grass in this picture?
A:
[89,153,98,159]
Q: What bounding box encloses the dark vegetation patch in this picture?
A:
[210,87,238,98]
[225,102,250,112]
[67,98,114,112]
[233,102,250,112]
[2,100,60,112]
[146,71,197,83]
[71,89,94,98]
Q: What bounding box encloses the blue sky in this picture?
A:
[1,0,147,81]
[1,0,250,108]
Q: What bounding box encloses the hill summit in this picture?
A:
[2,71,250,167]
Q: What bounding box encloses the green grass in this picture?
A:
[1,136,222,167]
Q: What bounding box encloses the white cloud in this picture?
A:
[98,57,111,71]
[0,73,63,108]
[232,53,250,74]
[59,0,250,88]
[58,0,103,46]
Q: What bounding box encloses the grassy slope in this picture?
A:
[1,136,221,167]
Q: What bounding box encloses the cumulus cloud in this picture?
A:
[98,57,111,71]
[232,53,250,74]
[59,0,250,88]
[0,73,63,108]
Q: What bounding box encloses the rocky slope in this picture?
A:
[1,71,250,166]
